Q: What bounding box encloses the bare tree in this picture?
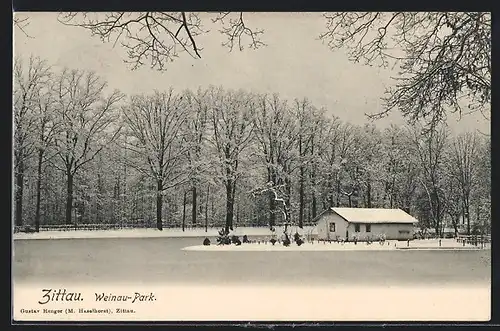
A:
[14,15,32,38]
[122,89,189,230]
[211,12,266,51]
[318,116,342,208]
[57,12,265,71]
[335,123,361,208]
[208,87,255,233]
[408,124,449,237]
[250,182,290,233]
[13,55,51,227]
[181,88,210,228]
[320,12,491,128]
[252,94,298,228]
[51,68,123,225]
[356,124,384,208]
[33,71,59,231]
[448,132,480,235]
[443,169,463,237]
[382,124,419,212]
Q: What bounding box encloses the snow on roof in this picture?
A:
[331,208,418,224]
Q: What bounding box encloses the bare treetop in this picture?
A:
[57,12,265,71]
[13,16,32,38]
[320,12,491,128]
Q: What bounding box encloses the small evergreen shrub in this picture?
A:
[231,235,242,246]
[216,228,231,245]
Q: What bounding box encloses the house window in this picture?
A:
[366,224,371,232]
[355,224,360,232]
[399,230,410,234]
[329,222,336,232]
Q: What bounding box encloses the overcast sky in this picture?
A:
[13,12,490,134]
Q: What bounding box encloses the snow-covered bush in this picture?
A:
[216,228,231,245]
[294,232,304,246]
[283,233,291,247]
[231,235,242,246]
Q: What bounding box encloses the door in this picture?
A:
[346,229,349,241]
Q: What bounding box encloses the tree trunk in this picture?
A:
[225,180,235,233]
[348,194,352,208]
[299,166,305,228]
[366,181,372,208]
[390,175,396,208]
[182,190,187,231]
[312,193,317,220]
[268,170,276,228]
[96,166,103,222]
[328,175,334,207]
[156,179,163,231]
[65,171,74,225]
[453,215,459,237]
[35,149,44,232]
[311,160,317,219]
[336,179,341,207]
[433,189,440,238]
[269,194,276,228]
[465,199,471,235]
[192,186,197,226]
[285,175,294,226]
[236,201,240,228]
[205,185,210,232]
[14,157,25,227]
[211,194,215,229]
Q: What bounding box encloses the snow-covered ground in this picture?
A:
[12,226,317,240]
[13,228,489,251]
[184,238,485,252]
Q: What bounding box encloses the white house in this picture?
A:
[315,208,418,241]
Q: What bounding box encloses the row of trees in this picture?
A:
[13,55,491,236]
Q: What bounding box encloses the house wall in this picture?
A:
[346,222,414,241]
[316,211,415,241]
[316,212,349,240]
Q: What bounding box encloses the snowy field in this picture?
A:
[12,226,317,240]
[13,236,491,286]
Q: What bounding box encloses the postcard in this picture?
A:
[12,11,491,322]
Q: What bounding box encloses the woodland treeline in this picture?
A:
[13,55,491,236]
